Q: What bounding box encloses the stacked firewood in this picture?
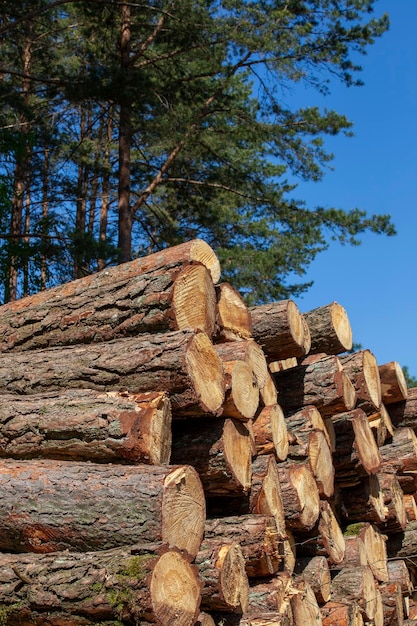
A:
[0,238,416,626]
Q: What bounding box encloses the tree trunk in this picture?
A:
[368,403,395,447]
[287,429,334,498]
[285,405,332,451]
[171,418,252,497]
[215,340,269,391]
[293,500,345,565]
[330,565,381,623]
[379,361,408,405]
[275,460,320,531]
[204,514,283,578]
[0,459,205,557]
[246,572,294,614]
[378,581,404,626]
[259,371,279,407]
[250,300,309,360]
[303,301,352,355]
[339,474,387,524]
[272,356,356,417]
[387,387,417,430]
[294,556,332,604]
[339,350,382,412]
[196,541,249,613]
[379,427,417,474]
[0,545,201,626]
[321,601,364,626]
[215,282,252,341]
[338,522,388,583]
[0,252,219,352]
[252,404,289,461]
[219,358,260,421]
[376,471,407,533]
[0,389,172,464]
[290,579,323,625]
[249,454,287,538]
[0,329,225,417]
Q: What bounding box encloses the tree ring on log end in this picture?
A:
[223,419,252,494]
[172,264,217,336]
[331,302,353,352]
[162,466,205,558]
[186,332,225,414]
[151,551,201,626]
[218,543,249,612]
[363,350,382,409]
[230,361,259,419]
[189,239,221,284]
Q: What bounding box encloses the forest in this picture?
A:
[0,0,395,304]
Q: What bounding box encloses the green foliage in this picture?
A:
[402,366,417,389]
[0,0,395,302]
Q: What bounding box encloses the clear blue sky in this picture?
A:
[289,1,417,377]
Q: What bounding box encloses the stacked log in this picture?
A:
[0,238,416,626]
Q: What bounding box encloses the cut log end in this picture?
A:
[172,264,217,336]
[223,360,259,420]
[188,238,221,284]
[219,543,249,613]
[379,360,408,405]
[162,465,206,557]
[186,332,225,414]
[216,283,252,340]
[223,419,252,494]
[150,550,201,626]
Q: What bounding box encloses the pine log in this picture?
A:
[321,601,364,626]
[330,565,381,622]
[293,500,345,565]
[335,534,367,570]
[387,387,417,430]
[259,371,279,407]
[236,612,293,626]
[332,408,382,484]
[303,302,353,356]
[171,418,252,497]
[368,403,395,447]
[385,559,414,597]
[338,523,388,583]
[282,528,297,575]
[195,541,249,613]
[285,405,332,452]
[0,240,221,352]
[252,404,289,461]
[340,474,387,524]
[272,355,356,417]
[378,581,404,626]
[196,614,216,626]
[0,329,226,417]
[339,350,382,412]
[386,521,417,565]
[269,357,298,372]
[249,454,287,538]
[379,361,408,405]
[204,514,283,577]
[404,493,417,521]
[250,300,308,360]
[246,572,294,615]
[215,283,253,341]
[218,358,260,421]
[290,579,323,625]
[287,428,334,498]
[379,427,417,474]
[0,545,202,626]
[0,459,205,556]
[375,472,407,533]
[294,556,331,604]
[215,340,269,391]
[0,389,172,464]
[276,460,320,531]
[394,471,417,495]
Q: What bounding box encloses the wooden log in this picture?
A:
[338,523,388,583]
[335,534,367,570]
[196,613,216,626]
[250,300,308,360]
[379,361,408,405]
[0,389,172,464]
[387,387,417,430]
[0,545,202,626]
[0,239,221,353]
[252,404,289,461]
[249,454,287,538]
[404,493,417,521]
[215,283,253,341]
[339,474,387,524]
[276,460,320,531]
[294,556,331,604]
[285,405,332,452]
[269,357,298,372]
[303,302,353,356]
[272,356,356,417]
[171,418,252,497]
[259,371,279,407]
[290,579,323,625]
[386,521,417,564]
[385,560,414,597]
[368,403,395,447]
[378,581,404,626]
[204,514,283,578]
[379,427,417,474]
[330,565,381,623]
[236,612,293,626]
[321,601,364,626]
[293,500,345,565]
[215,340,269,392]
[218,358,260,421]
[246,572,294,615]
[195,541,249,613]
[287,428,334,499]
[332,408,381,484]
[0,459,205,557]
[339,350,382,412]
[0,329,225,417]
[375,472,407,533]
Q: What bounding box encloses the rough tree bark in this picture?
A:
[303,301,352,356]
[250,300,309,361]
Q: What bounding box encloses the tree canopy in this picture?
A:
[0,0,394,303]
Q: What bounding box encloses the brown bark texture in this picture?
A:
[339,350,382,412]
[0,389,172,464]
[252,404,289,461]
[294,556,331,604]
[339,474,387,524]
[0,329,225,417]
[0,545,202,626]
[249,454,287,538]
[0,459,205,557]
[293,500,345,565]
[379,427,417,475]
[275,460,320,531]
[387,387,417,430]
[0,239,221,352]
[249,300,308,361]
[320,601,364,626]
[303,301,353,356]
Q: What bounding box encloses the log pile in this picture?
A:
[0,238,416,626]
